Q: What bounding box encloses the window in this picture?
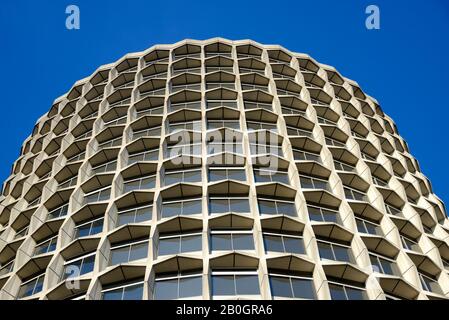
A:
[207,142,243,155]
[385,204,401,216]
[344,187,367,201]
[74,217,104,238]
[211,230,254,251]
[401,235,420,252]
[110,239,148,265]
[373,176,388,187]
[58,175,78,189]
[166,142,202,158]
[161,198,202,218]
[254,168,289,184]
[206,100,238,109]
[209,168,246,182]
[244,102,272,111]
[355,217,381,236]
[325,137,345,147]
[209,198,250,214]
[132,126,162,139]
[207,120,240,130]
[317,240,353,263]
[0,259,14,277]
[102,281,144,300]
[292,149,321,163]
[206,83,235,90]
[286,126,313,138]
[258,199,297,217]
[269,274,315,299]
[241,84,269,92]
[128,149,159,164]
[123,174,156,193]
[307,205,339,223]
[48,203,69,220]
[212,272,260,297]
[369,253,397,276]
[18,273,45,298]
[117,204,153,226]
[34,236,58,256]
[84,186,111,203]
[170,101,201,112]
[164,168,202,186]
[158,232,202,256]
[92,160,117,174]
[154,273,202,300]
[98,136,122,149]
[263,232,305,254]
[300,175,329,190]
[63,252,96,280]
[419,272,443,295]
[249,143,283,157]
[334,160,355,172]
[168,120,201,134]
[328,282,367,300]
[14,226,29,239]
[247,121,278,133]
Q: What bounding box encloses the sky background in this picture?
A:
[0,0,448,208]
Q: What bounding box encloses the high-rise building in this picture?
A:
[0,38,447,300]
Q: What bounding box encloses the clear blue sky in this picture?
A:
[0,0,448,207]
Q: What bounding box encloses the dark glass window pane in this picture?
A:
[209,170,227,182]
[291,278,315,299]
[228,170,245,181]
[211,234,232,251]
[90,220,104,235]
[283,237,305,254]
[181,235,202,253]
[277,202,296,216]
[333,245,351,262]
[135,207,152,223]
[179,276,202,298]
[110,247,130,265]
[258,200,276,215]
[235,275,260,295]
[159,238,180,256]
[184,171,201,183]
[318,242,334,260]
[76,225,91,238]
[212,276,235,295]
[380,259,394,275]
[264,235,284,252]
[129,242,148,261]
[118,211,134,226]
[80,255,95,275]
[308,206,323,221]
[329,284,347,300]
[270,276,293,297]
[345,287,366,300]
[123,284,144,300]
[154,279,178,300]
[230,199,249,213]
[165,173,182,186]
[162,203,180,218]
[254,171,271,183]
[103,288,123,300]
[356,220,366,233]
[210,199,228,213]
[233,234,254,250]
[183,200,202,215]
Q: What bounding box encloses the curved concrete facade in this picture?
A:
[0,38,448,300]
